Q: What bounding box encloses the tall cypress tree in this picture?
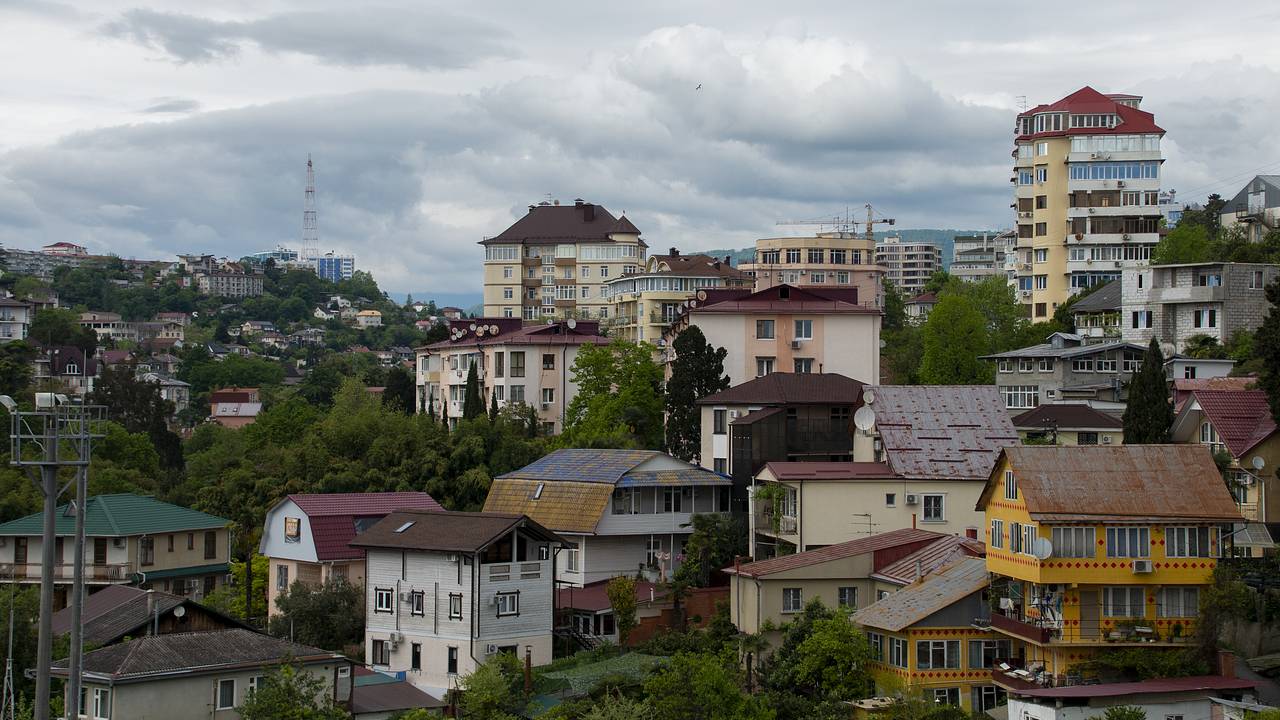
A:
[1257,279,1280,423]
[664,326,730,462]
[462,362,484,420]
[489,388,499,422]
[1123,338,1174,443]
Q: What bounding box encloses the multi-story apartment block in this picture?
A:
[314,251,356,282]
[663,284,881,386]
[1219,175,1280,244]
[740,232,882,307]
[1070,280,1121,342]
[875,236,941,294]
[1170,388,1278,551]
[855,557,1006,713]
[483,449,732,587]
[351,509,566,694]
[0,494,231,608]
[1120,262,1280,355]
[0,297,32,342]
[952,232,1017,284]
[259,492,443,618]
[982,332,1146,411]
[1012,87,1165,319]
[422,318,607,434]
[696,372,863,486]
[602,249,751,343]
[981,445,1242,685]
[196,270,264,298]
[480,199,646,320]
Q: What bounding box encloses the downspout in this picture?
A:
[797,480,803,553]
[561,346,568,432]
[469,551,481,670]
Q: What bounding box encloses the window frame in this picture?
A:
[921,494,944,522]
[1103,586,1146,617]
[496,591,520,617]
[793,319,813,340]
[410,590,425,616]
[782,587,803,614]
[837,586,857,610]
[888,637,908,668]
[1105,527,1151,558]
[374,587,395,614]
[216,678,236,710]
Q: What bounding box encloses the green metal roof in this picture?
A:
[0,494,229,537]
[135,563,229,581]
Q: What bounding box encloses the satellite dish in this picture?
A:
[172,605,186,618]
[567,318,577,329]
[475,327,485,336]
[468,323,477,331]
[1253,456,1266,471]
[1032,537,1053,561]
[488,325,498,334]
[854,406,876,432]
[696,290,707,301]
[862,389,876,405]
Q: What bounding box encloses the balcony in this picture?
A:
[990,612,1052,644]
[0,563,132,582]
[1146,285,1227,305]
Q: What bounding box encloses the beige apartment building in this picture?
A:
[874,236,942,294]
[1012,87,1165,319]
[741,232,882,307]
[480,199,646,320]
[422,318,607,434]
[602,249,751,343]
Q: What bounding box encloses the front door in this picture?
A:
[1078,590,1100,640]
[93,538,107,566]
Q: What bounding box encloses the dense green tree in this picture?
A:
[89,363,183,468]
[1176,193,1228,238]
[1151,224,1213,265]
[763,600,873,701]
[564,340,664,449]
[27,307,97,355]
[881,280,908,332]
[268,578,365,650]
[881,324,923,384]
[1102,707,1147,720]
[1258,279,1280,423]
[236,664,349,719]
[463,361,484,420]
[674,514,746,588]
[1123,338,1174,443]
[202,554,268,621]
[459,653,530,720]
[0,340,36,398]
[583,695,655,720]
[1183,334,1227,359]
[606,576,639,644]
[489,388,499,422]
[382,366,416,414]
[664,326,729,462]
[643,652,774,720]
[919,295,991,384]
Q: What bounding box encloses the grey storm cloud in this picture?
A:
[140,97,202,114]
[101,6,516,69]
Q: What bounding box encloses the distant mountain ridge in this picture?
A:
[693,229,1002,271]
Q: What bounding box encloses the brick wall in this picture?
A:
[625,587,729,647]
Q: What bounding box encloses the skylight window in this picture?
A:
[532,483,544,500]
[394,521,415,533]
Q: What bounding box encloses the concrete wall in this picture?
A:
[691,312,880,388]
[1010,696,1216,720]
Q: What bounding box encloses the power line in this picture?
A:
[1173,158,1280,202]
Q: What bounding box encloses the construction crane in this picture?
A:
[776,203,896,245]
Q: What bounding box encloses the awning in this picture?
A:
[135,563,230,582]
[1235,522,1275,549]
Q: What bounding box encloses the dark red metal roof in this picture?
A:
[689,284,879,315]
[288,493,443,561]
[1016,86,1164,139]
[480,202,639,244]
[724,528,946,578]
[1193,389,1277,457]
[1011,404,1123,431]
[870,385,1020,481]
[1011,674,1254,698]
[557,578,662,612]
[762,461,896,481]
[697,372,866,406]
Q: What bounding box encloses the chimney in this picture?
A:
[1218,650,1236,678]
[669,247,679,257]
[725,255,732,265]
[574,198,584,207]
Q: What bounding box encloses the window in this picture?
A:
[1078,431,1099,445]
[92,688,111,719]
[782,588,803,613]
[1103,586,1146,617]
[836,271,849,283]
[922,495,944,522]
[1185,366,1197,380]
[447,646,459,675]
[1035,195,1047,210]
[375,587,395,614]
[793,358,813,373]
[810,272,825,283]
[752,319,777,339]
[1001,385,1039,409]
[216,679,236,709]
[204,531,217,560]
[1158,587,1200,617]
[755,357,775,376]
[503,288,513,299]
[541,388,555,405]
[1036,168,1047,183]
[1035,141,1048,156]
[1018,359,1034,372]
[1003,470,1017,500]
[793,319,812,340]
[1199,422,1223,452]
[140,536,154,566]
[565,542,580,572]
[411,643,422,671]
[503,266,513,278]
[1097,358,1117,373]
[167,534,174,552]
[496,592,519,616]
[600,266,610,277]
[713,409,727,434]
[1034,275,1047,290]
[542,353,555,370]
[410,590,425,616]
[1018,170,1033,185]
[1251,270,1265,289]
[933,688,961,706]
[510,352,525,378]
[838,587,857,609]
[714,458,727,474]
[885,493,896,507]
[786,249,801,263]
[831,249,847,264]
[867,632,883,660]
[968,639,1012,669]
[1034,248,1047,263]
[1166,526,1215,558]
[878,590,890,601]
[509,385,524,403]
[889,637,908,668]
[372,639,391,665]
[1009,522,1023,554]
[1194,309,1217,328]
[1072,358,1095,372]
[1106,527,1150,558]
[1052,527,1096,558]
[1022,524,1036,556]
[276,564,289,591]
[998,360,1012,373]
[647,537,663,564]
[973,686,1007,713]
[1034,222,1047,237]
[990,519,1005,549]
[1132,310,1152,329]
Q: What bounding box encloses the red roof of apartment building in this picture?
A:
[481,200,642,245]
[687,284,876,315]
[1011,403,1123,430]
[1017,86,1164,138]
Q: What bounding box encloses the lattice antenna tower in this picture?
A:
[302,154,318,260]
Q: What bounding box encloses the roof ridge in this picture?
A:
[96,495,122,536]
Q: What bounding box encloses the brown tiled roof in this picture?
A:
[1011,404,1123,431]
[352,675,445,713]
[481,202,639,244]
[872,536,985,586]
[723,528,946,578]
[762,461,896,480]
[869,385,1020,481]
[852,557,988,632]
[49,587,248,646]
[483,480,614,534]
[907,292,937,304]
[641,254,750,280]
[349,509,567,552]
[51,629,338,681]
[697,372,866,405]
[688,284,879,315]
[558,578,662,612]
[1192,390,1277,457]
[983,445,1244,523]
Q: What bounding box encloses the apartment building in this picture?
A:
[351,510,566,694]
[875,236,941,294]
[259,492,444,618]
[0,494,231,608]
[483,449,732,587]
[1012,87,1165,319]
[0,297,31,342]
[196,270,264,298]
[602,249,751,343]
[982,332,1146,411]
[1219,175,1280,244]
[1120,263,1280,354]
[663,284,881,386]
[1070,280,1121,342]
[480,199,646,320]
[696,372,864,485]
[952,231,1017,284]
[422,318,607,434]
[981,445,1242,685]
[314,251,356,282]
[740,232,882,307]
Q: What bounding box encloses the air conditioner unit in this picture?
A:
[388,631,403,644]
[1114,261,1123,268]
[1102,435,1113,444]
[905,494,919,505]
[399,591,411,602]
[1131,559,1153,574]
[1020,290,1032,298]
[728,410,740,419]
[790,340,801,349]
[1238,474,1255,486]
[1089,153,1098,159]
[486,644,499,655]
[1122,233,1132,240]
[1117,181,1126,188]
[1088,208,1096,214]
[798,270,806,275]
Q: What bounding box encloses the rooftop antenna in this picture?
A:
[1016,95,1028,112]
[301,155,318,261]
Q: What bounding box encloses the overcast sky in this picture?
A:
[2,0,1279,296]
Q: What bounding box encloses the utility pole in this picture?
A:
[3,392,103,720]
[2,578,15,720]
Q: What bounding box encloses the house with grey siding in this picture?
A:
[350,510,567,696]
[1121,262,1279,355]
[982,333,1147,412]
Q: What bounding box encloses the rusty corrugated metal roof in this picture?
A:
[869,385,1019,480]
[872,535,985,586]
[723,528,945,578]
[852,557,988,632]
[482,479,613,534]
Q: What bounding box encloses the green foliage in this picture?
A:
[763,600,872,701]
[1198,563,1255,664]
[236,663,349,719]
[664,326,729,462]
[1183,334,1227,359]
[1122,338,1174,443]
[268,578,365,651]
[459,652,530,720]
[642,652,774,720]
[203,554,268,621]
[1151,224,1213,265]
[1080,648,1207,682]
[882,280,908,332]
[881,324,924,384]
[583,694,655,720]
[179,348,285,395]
[919,294,992,384]
[463,361,484,420]
[0,340,36,398]
[564,340,664,449]
[1102,707,1147,720]
[606,576,639,644]
[27,307,97,355]
[383,366,416,414]
[0,585,41,701]
[1258,279,1280,423]
[674,514,746,588]
[89,363,182,468]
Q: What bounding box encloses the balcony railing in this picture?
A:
[991,612,1053,644]
[0,563,131,582]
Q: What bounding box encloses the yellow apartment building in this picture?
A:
[741,232,882,308]
[602,249,751,343]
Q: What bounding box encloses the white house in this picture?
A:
[350,510,567,697]
[1005,672,1256,720]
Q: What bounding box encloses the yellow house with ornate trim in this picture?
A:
[977,445,1243,685]
[854,557,1008,713]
